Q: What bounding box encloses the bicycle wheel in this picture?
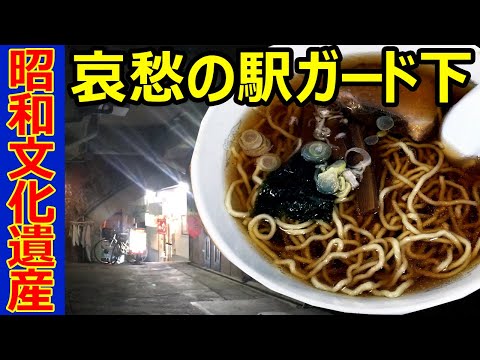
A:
[92,239,113,264]
[140,247,148,262]
[110,241,123,264]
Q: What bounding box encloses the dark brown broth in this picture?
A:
[226,55,480,296]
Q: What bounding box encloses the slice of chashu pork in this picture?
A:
[336,62,473,142]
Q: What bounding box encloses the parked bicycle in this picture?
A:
[92,228,147,265]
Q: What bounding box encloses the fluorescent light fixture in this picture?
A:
[145,189,156,204]
[178,181,189,191]
[129,229,147,253]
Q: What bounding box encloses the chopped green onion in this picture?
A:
[364,135,379,146]
[301,141,332,164]
[345,148,372,171]
[239,129,272,157]
[328,160,347,173]
[240,129,263,149]
[257,153,282,172]
[314,160,347,195]
[376,116,394,131]
[315,167,340,195]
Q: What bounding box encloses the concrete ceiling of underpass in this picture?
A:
[65,45,257,185]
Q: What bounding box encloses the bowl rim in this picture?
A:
[191,44,480,315]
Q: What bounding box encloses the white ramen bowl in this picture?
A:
[191,45,480,315]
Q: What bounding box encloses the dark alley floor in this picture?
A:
[66,261,480,316]
[66,262,332,315]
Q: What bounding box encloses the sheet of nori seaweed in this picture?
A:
[252,153,335,223]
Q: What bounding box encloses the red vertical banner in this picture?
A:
[157,217,167,235]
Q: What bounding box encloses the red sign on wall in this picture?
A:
[156,218,167,235]
[187,214,203,238]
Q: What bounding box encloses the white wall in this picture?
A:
[156,186,189,259]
